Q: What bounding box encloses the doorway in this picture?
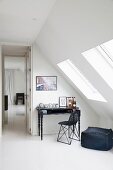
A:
[2,45,31,136]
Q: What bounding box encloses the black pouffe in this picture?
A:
[81,127,113,151]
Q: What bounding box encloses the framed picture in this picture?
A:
[36,76,57,91]
[59,96,67,107]
[66,97,76,108]
[66,97,72,107]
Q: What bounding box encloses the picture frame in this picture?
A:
[66,97,76,108]
[36,76,57,91]
[66,97,72,107]
[59,96,67,107]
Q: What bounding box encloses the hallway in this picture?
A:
[3,105,26,138]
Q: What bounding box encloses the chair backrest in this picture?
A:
[68,110,80,124]
[16,93,24,97]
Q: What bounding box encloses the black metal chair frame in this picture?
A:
[57,111,80,145]
[15,93,25,105]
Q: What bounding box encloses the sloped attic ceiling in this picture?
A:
[0,0,57,44]
[36,0,113,119]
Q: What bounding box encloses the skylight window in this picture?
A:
[57,59,106,102]
[101,39,113,61]
[82,40,113,91]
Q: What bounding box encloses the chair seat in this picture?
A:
[58,121,75,126]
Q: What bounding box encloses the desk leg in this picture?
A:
[41,114,43,140]
[78,117,80,141]
[38,113,40,136]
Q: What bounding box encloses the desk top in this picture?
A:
[36,107,80,115]
[36,107,73,110]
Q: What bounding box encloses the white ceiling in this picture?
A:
[0,0,57,44]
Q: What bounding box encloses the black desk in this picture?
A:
[36,107,80,140]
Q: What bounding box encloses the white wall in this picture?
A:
[5,56,25,71]
[36,0,113,64]
[0,46,2,136]
[32,43,99,135]
[14,69,26,95]
[36,0,113,128]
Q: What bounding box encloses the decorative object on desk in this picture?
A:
[55,104,59,108]
[52,103,56,108]
[43,103,59,108]
[59,96,67,107]
[72,97,76,108]
[66,97,76,108]
[48,103,53,108]
[44,104,48,108]
[36,76,57,91]
[66,97,72,107]
[39,103,44,108]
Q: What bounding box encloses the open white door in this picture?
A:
[25,47,32,133]
[0,46,2,136]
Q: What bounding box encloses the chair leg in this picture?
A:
[57,125,72,145]
[69,124,80,141]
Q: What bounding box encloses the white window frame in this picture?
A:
[57,59,106,102]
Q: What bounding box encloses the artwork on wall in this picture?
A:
[36,76,57,91]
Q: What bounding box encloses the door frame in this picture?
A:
[0,42,33,135]
[0,46,2,136]
[25,46,33,134]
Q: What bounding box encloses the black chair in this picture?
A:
[15,93,25,105]
[57,111,80,145]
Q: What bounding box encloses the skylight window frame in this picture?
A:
[101,39,113,63]
[57,59,106,102]
[82,40,113,91]
[96,45,113,69]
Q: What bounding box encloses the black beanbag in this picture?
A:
[81,127,113,151]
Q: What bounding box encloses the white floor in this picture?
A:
[0,105,113,170]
